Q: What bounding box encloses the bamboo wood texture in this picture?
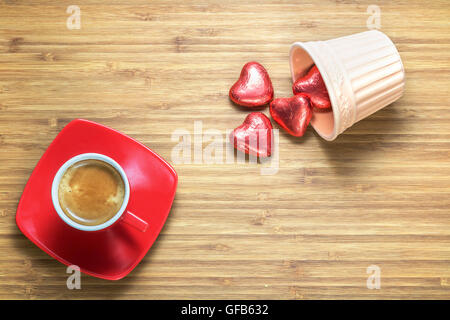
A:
[0,0,449,299]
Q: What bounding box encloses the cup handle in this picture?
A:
[121,210,148,232]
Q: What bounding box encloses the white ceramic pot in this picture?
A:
[290,30,405,141]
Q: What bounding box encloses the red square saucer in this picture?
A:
[16,119,177,280]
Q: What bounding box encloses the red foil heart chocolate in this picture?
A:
[230,112,273,157]
[270,95,312,137]
[229,62,274,107]
[292,65,331,110]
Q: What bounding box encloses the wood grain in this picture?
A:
[0,0,449,299]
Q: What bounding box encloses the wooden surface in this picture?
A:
[0,0,449,300]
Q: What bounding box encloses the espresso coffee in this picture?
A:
[58,159,125,226]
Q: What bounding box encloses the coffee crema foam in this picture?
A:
[58,159,125,226]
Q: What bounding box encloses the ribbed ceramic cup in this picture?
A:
[289,30,405,141]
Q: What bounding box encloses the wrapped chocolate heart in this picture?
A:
[290,30,405,141]
[292,65,331,110]
[230,112,273,158]
[229,62,274,108]
[270,95,312,137]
